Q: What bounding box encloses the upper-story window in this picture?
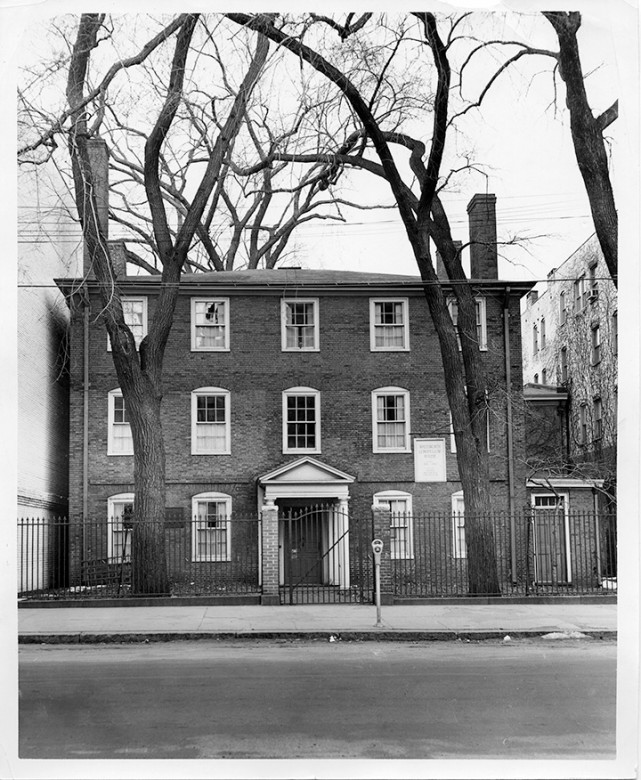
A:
[447,298,487,351]
[283,387,320,453]
[370,298,409,351]
[541,368,547,385]
[191,388,230,455]
[191,298,230,351]
[559,291,567,325]
[108,297,147,350]
[588,263,599,300]
[579,403,588,445]
[540,317,546,349]
[591,324,601,366]
[574,275,586,313]
[372,387,411,453]
[108,389,133,455]
[281,299,319,351]
[532,323,538,354]
[560,346,568,383]
[612,311,618,356]
[593,397,603,440]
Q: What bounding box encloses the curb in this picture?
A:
[18,630,617,645]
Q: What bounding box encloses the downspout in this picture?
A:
[82,288,90,564]
[503,288,517,583]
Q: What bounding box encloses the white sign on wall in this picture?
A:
[414,438,447,482]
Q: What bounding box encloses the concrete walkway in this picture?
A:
[18,602,617,643]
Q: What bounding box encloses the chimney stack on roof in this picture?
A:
[82,137,111,279]
[467,193,497,280]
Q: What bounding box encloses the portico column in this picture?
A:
[261,500,280,605]
[337,498,350,589]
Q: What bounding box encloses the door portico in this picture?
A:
[258,458,355,599]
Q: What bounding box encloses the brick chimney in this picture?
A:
[467,193,497,279]
[435,240,462,281]
[82,137,109,278]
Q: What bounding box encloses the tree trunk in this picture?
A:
[128,385,169,594]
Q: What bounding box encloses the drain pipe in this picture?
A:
[503,288,517,583]
[82,289,90,564]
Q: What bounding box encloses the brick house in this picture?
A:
[54,192,539,602]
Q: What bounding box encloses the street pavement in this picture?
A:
[18,601,617,643]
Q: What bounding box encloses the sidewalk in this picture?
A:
[18,602,617,644]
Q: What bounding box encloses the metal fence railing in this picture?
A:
[17,510,616,601]
[18,515,260,600]
[391,511,617,597]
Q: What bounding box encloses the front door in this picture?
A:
[283,510,323,585]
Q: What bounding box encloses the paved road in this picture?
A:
[19,638,616,759]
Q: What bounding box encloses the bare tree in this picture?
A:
[61,14,268,593]
[456,12,618,286]
[227,12,504,594]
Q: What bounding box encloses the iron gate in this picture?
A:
[279,504,372,604]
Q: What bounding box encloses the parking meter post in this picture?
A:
[371,538,384,627]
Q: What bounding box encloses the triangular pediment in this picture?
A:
[259,457,355,486]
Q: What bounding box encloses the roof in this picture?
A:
[55,267,536,298]
[523,383,569,402]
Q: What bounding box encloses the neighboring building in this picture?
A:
[521,234,617,490]
[54,192,536,601]
[521,236,617,581]
[18,166,79,590]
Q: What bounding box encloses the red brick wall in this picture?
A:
[67,284,528,522]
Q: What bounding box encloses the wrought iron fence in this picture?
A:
[18,515,260,600]
[392,510,617,597]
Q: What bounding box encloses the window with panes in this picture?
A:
[192,389,229,454]
[593,397,603,440]
[109,391,133,455]
[282,300,318,350]
[283,390,319,452]
[192,495,231,561]
[560,347,568,383]
[108,297,147,350]
[107,495,134,561]
[192,299,229,351]
[370,299,409,350]
[373,492,413,559]
[447,298,487,351]
[373,389,409,451]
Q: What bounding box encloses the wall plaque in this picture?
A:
[414,438,446,482]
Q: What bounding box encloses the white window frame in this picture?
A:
[449,407,491,454]
[107,493,134,562]
[191,492,232,563]
[190,298,230,352]
[451,491,466,559]
[282,387,321,453]
[373,490,414,559]
[369,298,410,351]
[107,296,147,351]
[107,389,133,456]
[372,387,411,453]
[191,387,231,455]
[281,299,319,352]
[447,297,487,351]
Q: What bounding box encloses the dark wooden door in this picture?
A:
[533,512,568,584]
[284,515,323,584]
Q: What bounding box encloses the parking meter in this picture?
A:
[371,539,384,626]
